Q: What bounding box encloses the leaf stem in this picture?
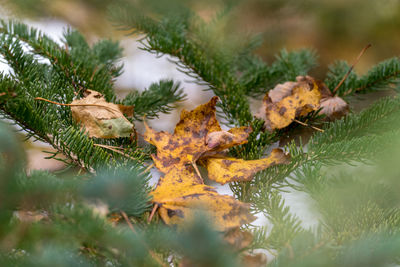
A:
[332,44,371,95]
[94,143,138,161]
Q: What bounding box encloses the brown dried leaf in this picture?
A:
[257,76,349,130]
[320,96,349,120]
[71,90,134,138]
[257,76,322,131]
[224,227,253,251]
[314,78,349,120]
[204,149,290,184]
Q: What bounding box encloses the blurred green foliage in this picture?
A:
[2,0,400,77]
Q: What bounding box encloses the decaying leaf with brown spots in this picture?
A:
[71,89,134,138]
[203,148,290,184]
[151,166,256,231]
[144,96,252,173]
[257,76,349,130]
[257,76,323,131]
[145,97,290,231]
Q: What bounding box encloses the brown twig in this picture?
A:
[332,44,372,95]
[0,92,6,96]
[120,210,167,267]
[147,203,159,223]
[293,119,324,132]
[121,211,136,232]
[34,97,120,113]
[94,143,138,161]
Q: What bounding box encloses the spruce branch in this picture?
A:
[121,79,186,121]
[0,21,150,171]
[0,20,122,100]
[325,56,400,96]
[110,7,252,125]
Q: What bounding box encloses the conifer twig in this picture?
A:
[293,119,324,132]
[121,211,167,267]
[94,143,138,161]
[332,44,371,95]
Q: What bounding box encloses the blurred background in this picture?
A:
[0,0,399,171]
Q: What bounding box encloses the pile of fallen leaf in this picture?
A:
[36,77,347,232]
[143,75,348,235]
[144,96,290,231]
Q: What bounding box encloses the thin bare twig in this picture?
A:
[332,44,371,95]
[293,119,324,132]
[147,203,159,223]
[34,97,120,113]
[94,143,138,161]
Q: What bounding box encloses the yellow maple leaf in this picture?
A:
[257,75,349,131]
[144,96,251,173]
[145,96,290,231]
[257,76,322,131]
[151,166,256,231]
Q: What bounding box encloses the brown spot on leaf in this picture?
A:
[222,159,234,167]
[167,209,184,218]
